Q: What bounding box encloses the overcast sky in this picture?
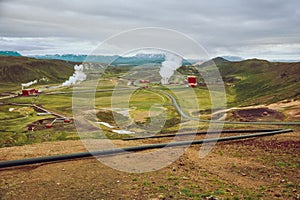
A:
[0,0,299,60]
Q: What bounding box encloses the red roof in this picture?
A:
[187,76,197,87]
[22,89,38,96]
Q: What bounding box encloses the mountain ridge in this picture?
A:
[0,51,22,57]
[31,53,195,65]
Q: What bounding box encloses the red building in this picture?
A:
[139,80,150,83]
[22,89,38,96]
[187,76,197,87]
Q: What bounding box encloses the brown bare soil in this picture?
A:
[227,99,300,123]
[0,100,299,199]
[233,107,285,121]
[0,130,299,200]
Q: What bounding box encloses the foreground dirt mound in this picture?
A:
[231,107,285,121]
[0,131,299,199]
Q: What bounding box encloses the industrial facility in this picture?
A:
[21,88,38,96]
[187,76,197,87]
[20,80,39,96]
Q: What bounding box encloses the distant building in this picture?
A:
[139,80,150,83]
[22,89,38,96]
[140,86,149,89]
[187,76,197,87]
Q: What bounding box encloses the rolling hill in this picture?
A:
[0,54,299,106]
[197,57,300,105]
[0,55,75,84]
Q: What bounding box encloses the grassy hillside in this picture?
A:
[0,55,75,84]
[197,58,300,106]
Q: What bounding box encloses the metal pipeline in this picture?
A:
[0,129,292,169]
[122,129,282,140]
[32,105,66,119]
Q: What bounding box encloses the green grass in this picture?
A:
[0,103,78,147]
[1,57,299,147]
[3,94,73,116]
[196,58,300,106]
[0,91,79,147]
[0,82,21,93]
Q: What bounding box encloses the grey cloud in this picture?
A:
[0,0,299,59]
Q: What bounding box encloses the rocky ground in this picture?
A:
[0,100,299,200]
[0,129,299,200]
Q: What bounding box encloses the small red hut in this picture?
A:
[187,76,197,87]
[22,89,38,96]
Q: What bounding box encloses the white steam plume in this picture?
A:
[62,64,87,86]
[159,53,182,85]
[21,80,37,88]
